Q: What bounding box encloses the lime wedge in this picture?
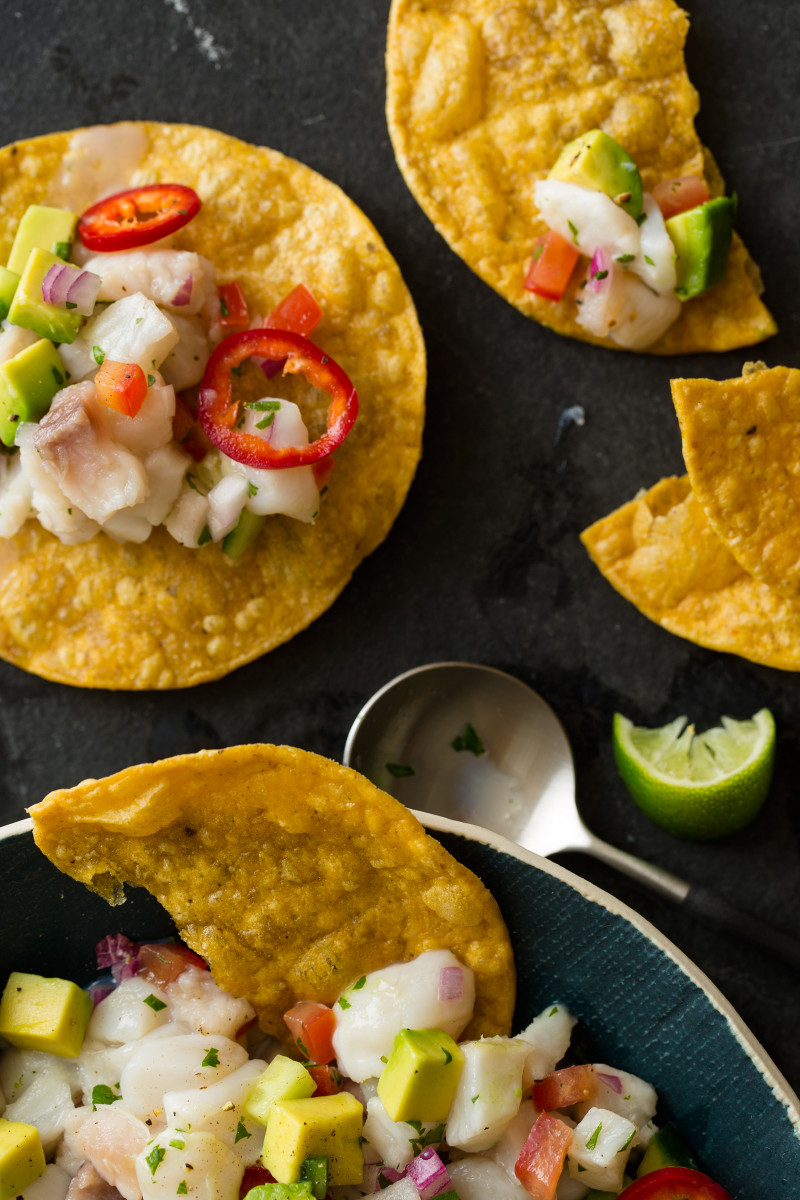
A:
[612,708,776,840]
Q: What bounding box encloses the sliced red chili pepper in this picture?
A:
[218,280,250,330]
[197,329,358,470]
[619,1166,732,1200]
[78,183,201,252]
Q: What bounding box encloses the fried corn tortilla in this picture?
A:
[0,123,425,689]
[581,475,800,670]
[386,0,775,353]
[28,744,516,1040]
[672,365,800,597]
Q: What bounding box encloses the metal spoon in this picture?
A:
[344,661,800,971]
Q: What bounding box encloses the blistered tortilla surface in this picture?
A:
[0,123,425,688]
[29,744,516,1040]
[672,366,800,597]
[581,475,800,670]
[386,0,775,353]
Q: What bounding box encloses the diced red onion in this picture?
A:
[171,273,194,306]
[258,356,286,380]
[41,263,100,315]
[588,248,612,294]
[596,1071,624,1094]
[111,957,139,983]
[438,965,464,1002]
[406,1149,451,1199]
[87,980,115,1008]
[95,933,140,968]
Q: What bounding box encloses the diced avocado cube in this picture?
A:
[0,1118,46,1200]
[0,971,92,1057]
[245,1186,314,1200]
[377,1028,464,1122]
[7,205,77,276]
[262,1092,363,1186]
[223,507,266,559]
[0,266,19,322]
[0,338,67,446]
[244,1055,317,1127]
[549,129,643,219]
[637,1125,699,1176]
[8,247,85,343]
[665,196,735,300]
[300,1156,328,1200]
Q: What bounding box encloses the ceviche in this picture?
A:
[0,937,730,1200]
[0,182,356,557]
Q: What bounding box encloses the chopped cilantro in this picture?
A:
[548,1006,559,1017]
[567,219,580,245]
[593,269,608,281]
[586,1123,602,1151]
[219,296,230,317]
[65,300,77,309]
[144,994,167,1011]
[386,763,415,778]
[616,254,635,263]
[621,1129,636,1150]
[201,1047,220,1067]
[92,345,105,366]
[407,1120,446,1155]
[644,255,655,266]
[135,316,144,325]
[169,1139,185,1150]
[197,524,212,546]
[451,722,485,755]
[53,241,71,260]
[443,1048,452,1065]
[338,995,352,1010]
[147,374,155,387]
[532,241,544,262]
[177,1184,188,1195]
[248,482,258,496]
[146,1146,166,1176]
[51,366,64,387]
[91,1084,122,1109]
[353,976,366,990]
[471,1094,479,1103]
[235,1119,251,1143]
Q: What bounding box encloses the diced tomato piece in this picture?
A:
[265,283,322,337]
[308,1064,343,1096]
[524,231,581,301]
[283,1000,337,1064]
[532,1065,596,1111]
[218,280,250,329]
[618,1166,732,1200]
[652,176,710,220]
[95,360,147,417]
[515,1111,573,1200]
[137,942,208,987]
[239,1165,275,1197]
[173,392,210,461]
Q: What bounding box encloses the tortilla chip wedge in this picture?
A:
[581,475,800,670]
[28,744,516,1040]
[386,0,775,353]
[0,123,425,689]
[672,366,800,597]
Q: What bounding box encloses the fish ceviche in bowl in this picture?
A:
[0,183,356,557]
[0,937,731,1200]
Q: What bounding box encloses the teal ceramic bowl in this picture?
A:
[2,813,798,1197]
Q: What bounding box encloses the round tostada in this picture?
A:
[0,122,425,688]
[386,0,775,354]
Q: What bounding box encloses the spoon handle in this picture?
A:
[585,831,800,972]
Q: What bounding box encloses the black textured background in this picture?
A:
[0,0,798,1099]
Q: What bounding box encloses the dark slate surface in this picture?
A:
[0,0,798,1115]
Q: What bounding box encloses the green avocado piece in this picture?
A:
[7,247,85,344]
[377,1027,464,1122]
[665,197,735,300]
[245,1185,314,1200]
[0,971,92,1057]
[0,1118,46,1200]
[0,338,67,447]
[0,266,19,322]
[7,205,77,276]
[223,506,267,559]
[244,1054,316,1127]
[549,129,643,219]
[636,1125,699,1176]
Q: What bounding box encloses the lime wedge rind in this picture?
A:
[612,708,776,840]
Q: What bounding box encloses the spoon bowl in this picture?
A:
[344,661,800,970]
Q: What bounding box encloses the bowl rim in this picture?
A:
[5,810,800,1128]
